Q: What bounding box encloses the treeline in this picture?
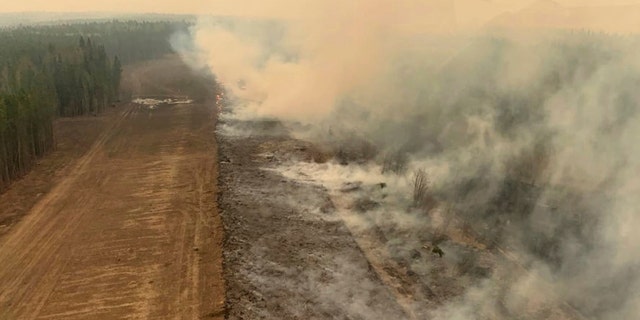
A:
[0,20,186,189]
[1,20,191,64]
[0,20,188,188]
[0,35,122,188]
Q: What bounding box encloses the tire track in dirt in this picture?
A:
[0,104,136,318]
[0,97,224,319]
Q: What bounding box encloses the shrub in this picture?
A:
[413,169,437,212]
[381,151,408,174]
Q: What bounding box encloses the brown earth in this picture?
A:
[0,56,224,319]
[0,114,110,238]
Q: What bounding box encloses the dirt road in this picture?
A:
[0,59,224,319]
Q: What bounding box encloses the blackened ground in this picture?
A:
[215,114,588,320]
[217,121,407,319]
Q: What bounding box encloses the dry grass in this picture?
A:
[381,151,408,174]
[333,138,377,165]
[413,169,436,212]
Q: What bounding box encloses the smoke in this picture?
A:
[173,3,640,319]
[171,0,458,121]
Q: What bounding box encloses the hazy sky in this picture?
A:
[3,0,640,28]
[3,0,640,14]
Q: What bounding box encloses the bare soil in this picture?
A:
[0,56,224,319]
[0,54,584,319]
[0,114,110,238]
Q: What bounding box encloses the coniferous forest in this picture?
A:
[0,20,188,188]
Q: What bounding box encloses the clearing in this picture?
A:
[0,56,224,319]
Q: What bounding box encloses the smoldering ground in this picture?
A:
[174,3,640,319]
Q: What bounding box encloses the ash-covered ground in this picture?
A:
[216,109,586,320]
[217,117,408,319]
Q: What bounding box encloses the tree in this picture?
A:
[111,56,122,100]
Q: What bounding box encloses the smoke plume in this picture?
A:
[173,2,640,319]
